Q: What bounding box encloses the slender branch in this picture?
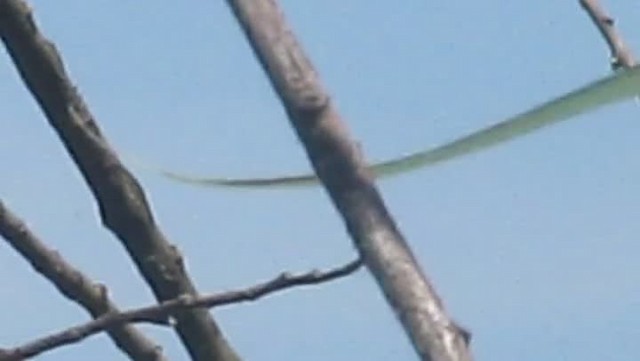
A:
[579,0,636,69]
[0,200,167,361]
[223,1,473,360]
[0,2,240,360]
[0,259,362,361]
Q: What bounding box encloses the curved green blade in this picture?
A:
[148,65,640,189]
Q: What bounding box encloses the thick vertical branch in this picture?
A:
[0,200,167,361]
[224,1,472,360]
[0,2,240,361]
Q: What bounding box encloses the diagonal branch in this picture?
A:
[223,1,473,360]
[0,258,362,361]
[579,0,636,69]
[0,2,240,360]
[0,200,167,361]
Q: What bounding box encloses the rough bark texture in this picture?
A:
[0,200,167,361]
[224,1,473,360]
[0,2,240,360]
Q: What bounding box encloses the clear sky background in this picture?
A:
[1,1,639,360]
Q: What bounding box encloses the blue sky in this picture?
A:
[1,1,639,360]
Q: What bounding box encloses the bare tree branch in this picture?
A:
[0,259,362,361]
[0,2,240,360]
[580,0,636,69]
[0,200,167,361]
[223,1,473,360]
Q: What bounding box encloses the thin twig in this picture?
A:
[0,259,362,361]
[224,1,473,360]
[0,2,240,360]
[0,200,167,361]
[579,0,635,69]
